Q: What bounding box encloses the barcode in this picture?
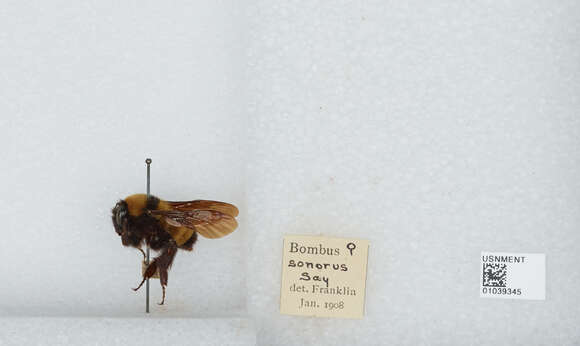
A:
[482,263,507,287]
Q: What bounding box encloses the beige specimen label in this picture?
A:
[280,235,369,319]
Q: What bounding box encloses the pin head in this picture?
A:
[145,158,152,165]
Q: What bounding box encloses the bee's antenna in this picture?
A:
[145,158,152,313]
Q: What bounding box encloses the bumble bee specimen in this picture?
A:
[112,194,238,305]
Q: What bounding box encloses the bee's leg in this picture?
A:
[132,259,158,291]
[159,286,166,306]
[156,243,177,305]
[137,247,146,260]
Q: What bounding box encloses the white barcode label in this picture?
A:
[480,252,545,300]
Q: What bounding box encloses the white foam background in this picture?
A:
[246,1,580,345]
[2,1,580,345]
[0,0,247,321]
[0,318,256,346]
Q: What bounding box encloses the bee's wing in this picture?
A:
[150,209,238,239]
[166,200,239,217]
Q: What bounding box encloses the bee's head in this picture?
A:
[112,199,143,247]
[112,200,129,236]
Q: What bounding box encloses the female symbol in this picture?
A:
[346,242,356,256]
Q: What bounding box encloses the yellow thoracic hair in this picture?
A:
[124,194,170,216]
